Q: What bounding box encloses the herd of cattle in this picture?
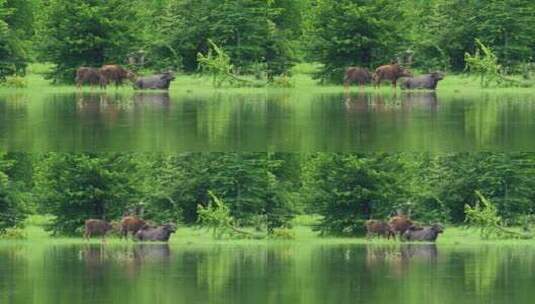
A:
[84,216,176,242]
[84,214,443,243]
[75,64,176,90]
[76,62,441,91]
[344,62,444,90]
[366,215,444,242]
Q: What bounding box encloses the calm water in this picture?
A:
[1,91,534,152]
[0,243,533,304]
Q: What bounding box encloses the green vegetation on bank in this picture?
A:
[2,153,535,241]
[3,0,535,86]
[4,62,535,93]
[6,215,535,246]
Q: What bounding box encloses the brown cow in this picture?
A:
[365,220,394,240]
[374,63,411,88]
[344,67,372,89]
[388,215,413,239]
[99,64,136,88]
[120,216,146,239]
[84,219,112,240]
[75,67,105,88]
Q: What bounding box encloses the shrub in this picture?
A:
[2,76,27,88]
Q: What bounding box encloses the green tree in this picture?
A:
[419,153,535,224]
[149,0,297,77]
[0,0,35,79]
[37,0,139,83]
[302,153,409,235]
[138,153,295,230]
[307,0,403,83]
[34,154,141,235]
[0,153,28,232]
[404,0,535,72]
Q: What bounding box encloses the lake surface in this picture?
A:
[1,91,534,152]
[0,243,533,304]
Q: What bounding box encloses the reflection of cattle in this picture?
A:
[135,224,177,242]
[100,64,136,88]
[402,92,438,110]
[365,220,394,239]
[133,244,171,261]
[84,219,112,240]
[133,92,171,106]
[374,63,411,88]
[344,67,372,88]
[121,216,147,239]
[403,224,444,242]
[388,215,413,239]
[400,244,438,261]
[76,67,104,88]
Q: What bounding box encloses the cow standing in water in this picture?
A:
[84,219,112,240]
[75,67,105,88]
[120,216,146,239]
[99,64,136,88]
[365,220,395,240]
[344,67,373,90]
[374,63,411,89]
[388,215,414,240]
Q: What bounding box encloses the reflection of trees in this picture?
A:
[6,243,535,303]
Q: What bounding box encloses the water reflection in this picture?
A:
[133,92,171,107]
[2,243,535,303]
[1,91,534,151]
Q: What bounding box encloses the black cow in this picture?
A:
[403,224,444,242]
[400,72,444,90]
[134,72,175,90]
[135,224,177,242]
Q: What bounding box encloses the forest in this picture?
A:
[1,152,535,238]
[1,0,535,85]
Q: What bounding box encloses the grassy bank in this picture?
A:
[2,63,535,96]
[3,215,535,247]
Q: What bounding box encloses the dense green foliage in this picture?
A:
[137,153,296,231]
[0,153,29,232]
[306,0,403,83]
[36,0,139,83]
[303,153,535,235]
[302,153,408,235]
[0,0,35,79]
[2,152,535,236]
[2,0,534,84]
[34,154,141,235]
[147,0,297,76]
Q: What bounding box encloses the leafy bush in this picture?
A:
[197,40,241,88]
[465,191,531,240]
[0,227,27,240]
[197,192,265,240]
[269,227,296,240]
[2,75,27,88]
